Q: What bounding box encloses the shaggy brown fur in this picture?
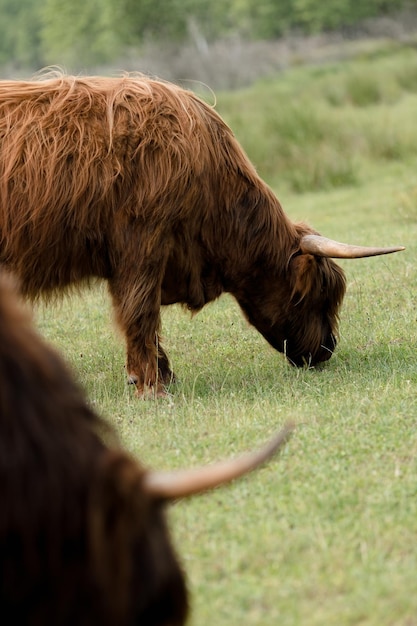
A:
[0,273,188,625]
[0,72,346,395]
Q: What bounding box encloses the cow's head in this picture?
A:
[238,232,404,368]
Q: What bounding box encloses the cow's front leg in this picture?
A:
[125,334,175,396]
[109,276,173,398]
[155,344,176,387]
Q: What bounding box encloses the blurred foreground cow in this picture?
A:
[0,272,293,626]
[0,74,404,396]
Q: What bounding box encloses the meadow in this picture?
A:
[34,46,417,625]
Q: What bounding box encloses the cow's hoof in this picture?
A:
[135,385,172,400]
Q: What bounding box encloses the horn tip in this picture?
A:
[383,245,405,255]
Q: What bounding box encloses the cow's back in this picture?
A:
[0,74,255,297]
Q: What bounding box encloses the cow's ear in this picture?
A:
[290,253,347,313]
[290,254,322,305]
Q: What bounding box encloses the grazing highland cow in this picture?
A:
[0,271,293,626]
[0,73,403,396]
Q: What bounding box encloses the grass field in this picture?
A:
[34,48,417,626]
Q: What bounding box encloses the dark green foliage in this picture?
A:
[0,0,43,67]
[247,0,411,38]
[0,0,412,71]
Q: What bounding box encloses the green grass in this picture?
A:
[33,52,417,626]
[215,45,417,194]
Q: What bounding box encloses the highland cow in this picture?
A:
[0,73,403,396]
[0,271,293,626]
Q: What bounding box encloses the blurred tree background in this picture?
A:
[0,0,414,80]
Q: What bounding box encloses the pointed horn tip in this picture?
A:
[269,420,296,449]
[300,235,405,259]
[142,421,296,500]
[372,245,406,256]
[253,420,296,464]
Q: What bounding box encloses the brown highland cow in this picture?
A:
[0,271,293,625]
[0,73,403,396]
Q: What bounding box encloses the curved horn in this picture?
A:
[300,234,405,259]
[142,422,295,500]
